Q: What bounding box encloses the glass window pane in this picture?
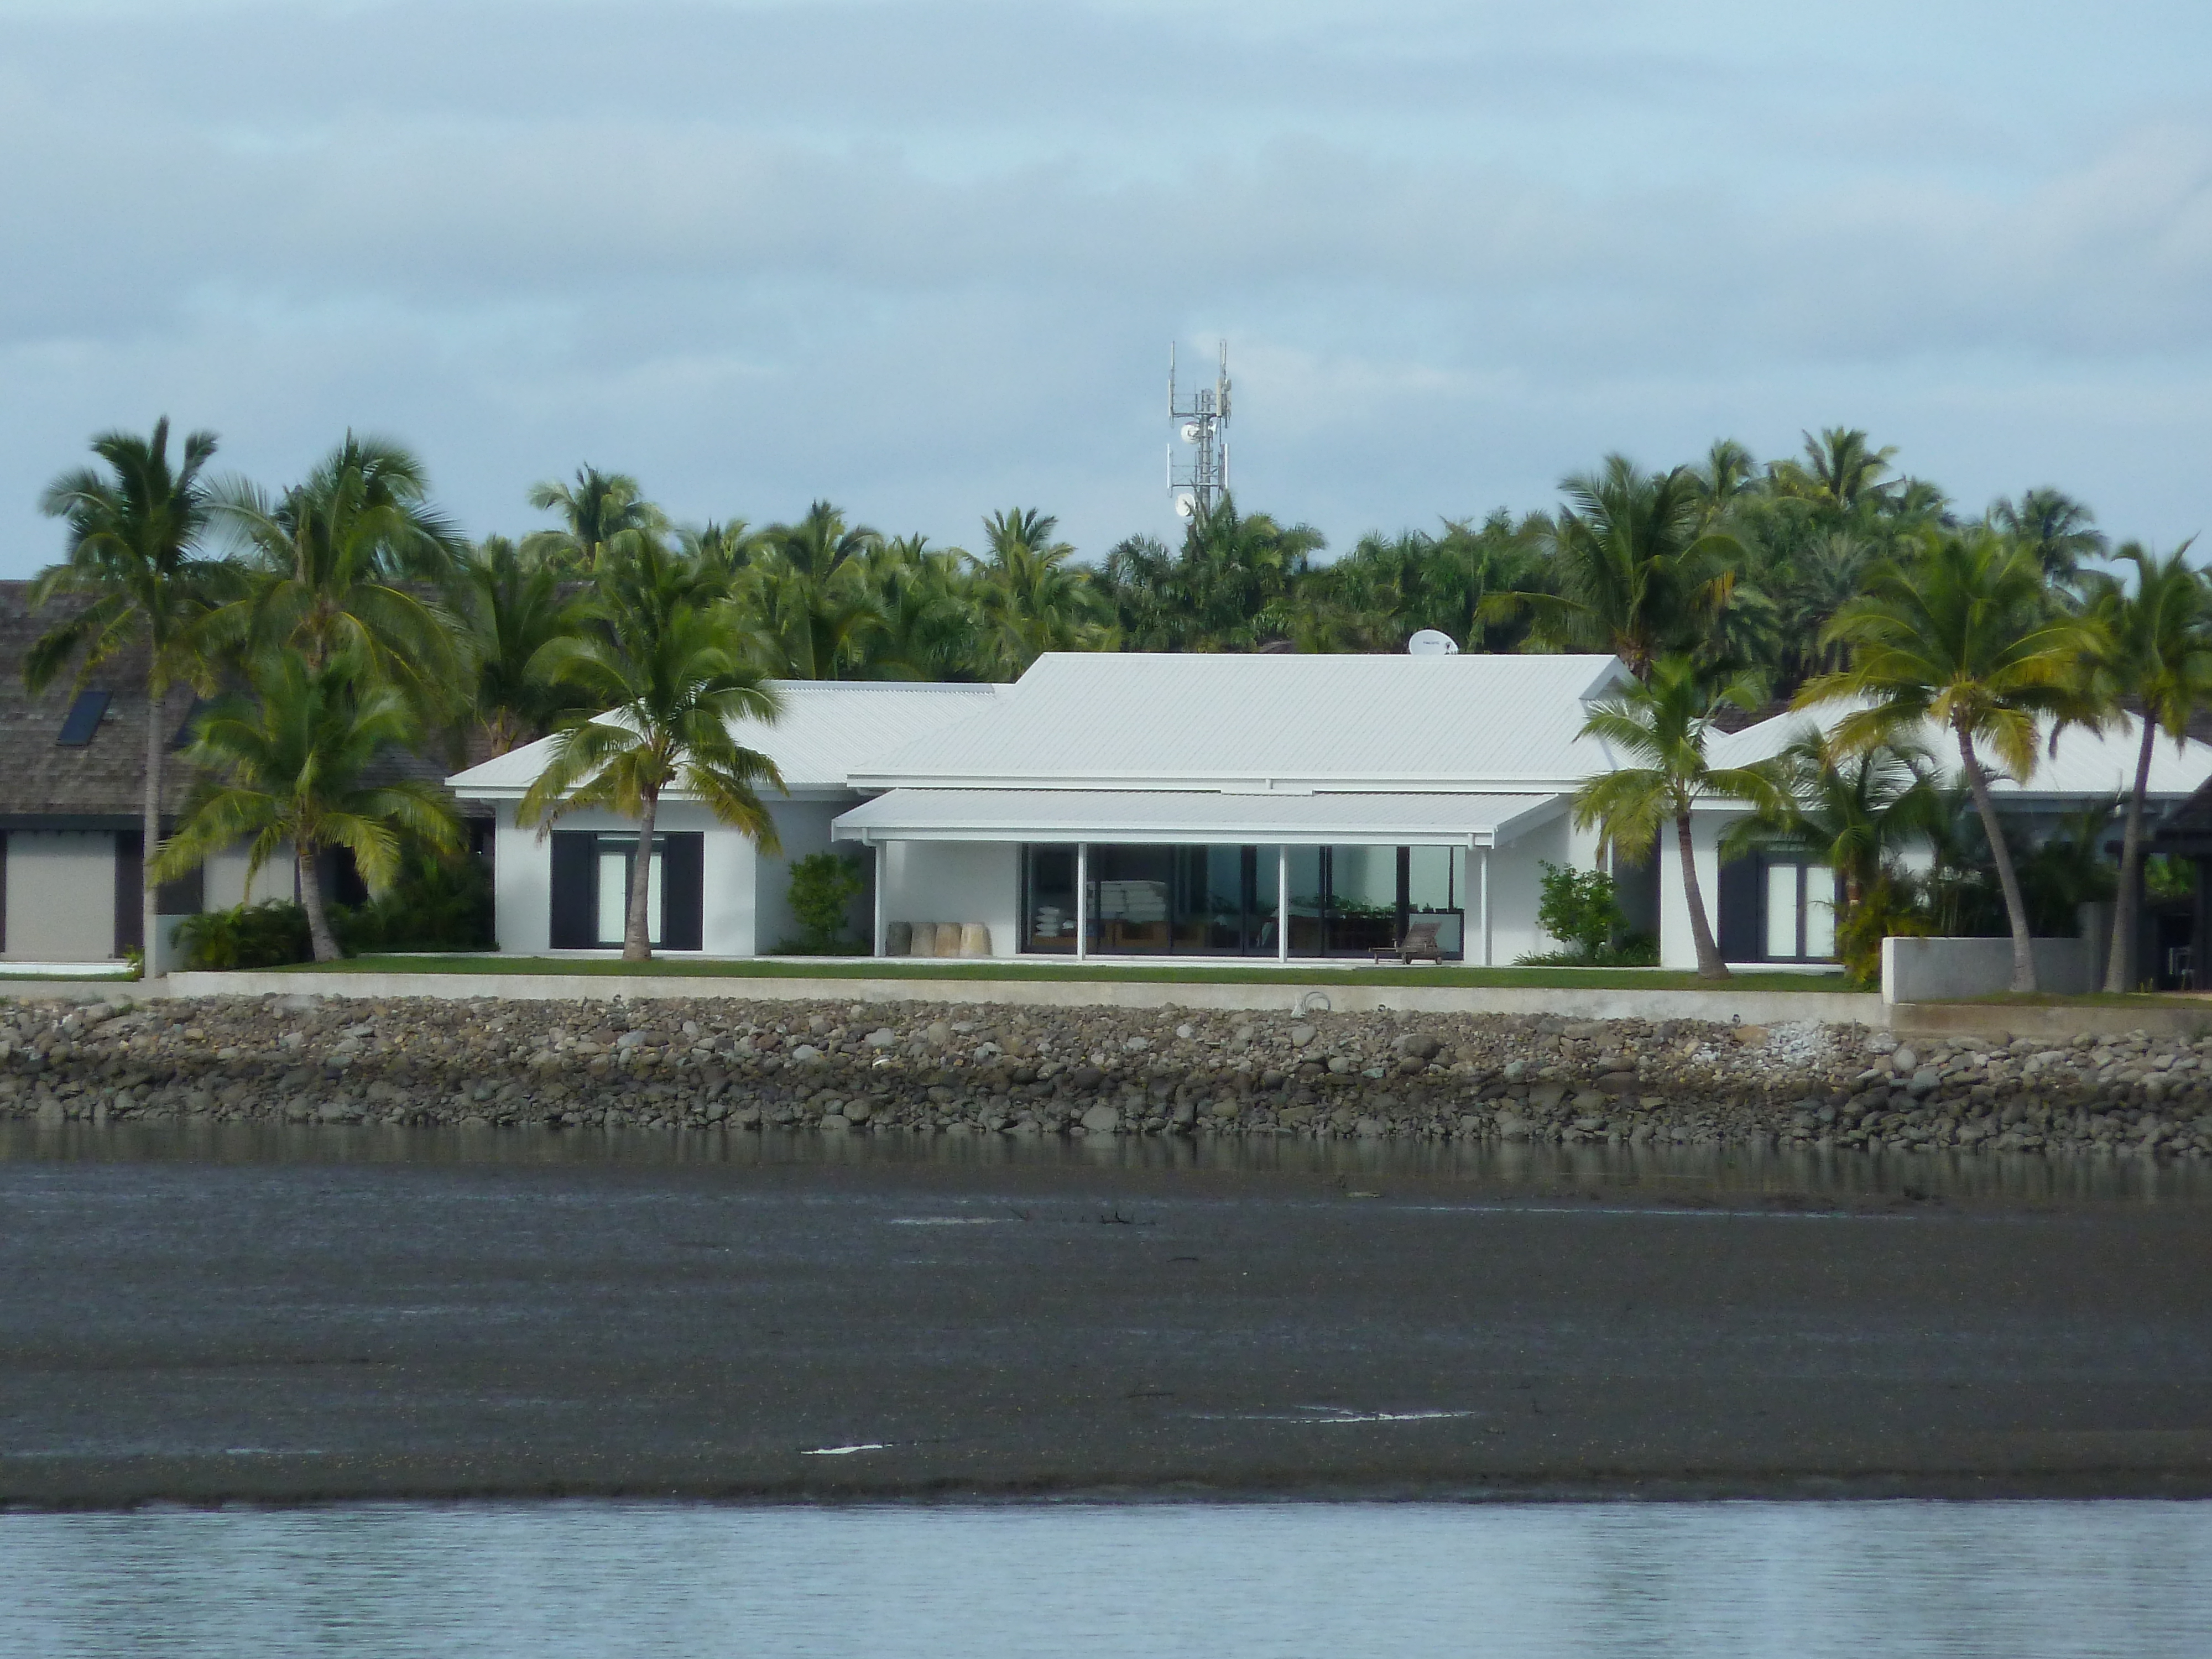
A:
[1090,846,1172,953]
[1804,865,1837,958]
[1407,846,1453,911]
[597,851,627,946]
[1286,846,1324,955]
[1025,846,1077,953]
[645,853,663,947]
[1765,863,1799,959]
[1328,845,1397,954]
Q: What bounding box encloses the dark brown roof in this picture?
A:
[0,581,486,823]
[0,581,191,821]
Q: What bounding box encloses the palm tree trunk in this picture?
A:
[1676,810,1730,980]
[1955,723,2038,994]
[142,675,163,978]
[2106,715,2159,994]
[624,790,659,962]
[298,843,341,963]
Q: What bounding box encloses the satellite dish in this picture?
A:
[1173,493,1196,519]
[1406,628,1460,656]
[1180,422,1202,444]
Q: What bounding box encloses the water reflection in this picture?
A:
[4,1499,2207,1658]
[3,1115,2208,1207]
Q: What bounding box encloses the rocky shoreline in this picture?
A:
[3,992,2211,1161]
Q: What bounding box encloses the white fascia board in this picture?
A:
[843,770,1604,794]
[1485,795,1571,846]
[834,822,1494,847]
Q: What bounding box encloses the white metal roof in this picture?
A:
[848,651,1637,792]
[446,680,1001,799]
[832,788,1566,847]
[1708,703,2212,803]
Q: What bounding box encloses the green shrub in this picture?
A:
[780,852,867,954]
[174,900,314,970]
[336,851,494,954]
[1534,860,1626,961]
[1834,875,1932,990]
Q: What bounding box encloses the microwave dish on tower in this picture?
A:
[1167,341,1230,521]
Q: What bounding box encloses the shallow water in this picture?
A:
[5,1499,2208,1658]
[5,1115,2209,1208]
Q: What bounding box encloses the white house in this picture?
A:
[448,651,2212,972]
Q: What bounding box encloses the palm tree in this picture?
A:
[1495,457,1744,678]
[968,508,1106,677]
[211,434,466,720]
[1992,488,2105,589]
[29,418,233,972]
[735,501,889,679]
[1572,656,1785,979]
[455,535,587,755]
[519,537,785,960]
[1102,496,1323,651]
[1770,427,1899,515]
[525,466,665,571]
[1804,528,2095,992]
[1743,729,1942,917]
[152,649,462,962]
[2078,542,2212,992]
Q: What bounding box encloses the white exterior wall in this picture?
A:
[202,844,297,911]
[491,800,768,957]
[754,797,864,953]
[3,831,116,961]
[1662,811,1735,970]
[1483,815,1590,964]
[878,841,1021,957]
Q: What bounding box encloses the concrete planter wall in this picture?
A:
[1881,935,2094,1004]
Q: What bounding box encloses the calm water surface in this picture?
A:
[5,1500,2208,1658]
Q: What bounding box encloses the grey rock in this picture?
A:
[1395,1034,1441,1061]
[790,1045,824,1063]
[1288,1023,1317,1046]
[1494,1112,1531,1141]
[924,1021,953,1046]
[864,1028,897,1048]
[1080,1104,1121,1134]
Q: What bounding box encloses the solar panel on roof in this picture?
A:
[56,688,111,746]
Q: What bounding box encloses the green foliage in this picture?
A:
[1833,875,1932,990]
[1534,860,1626,960]
[337,851,494,954]
[782,852,868,954]
[174,900,314,970]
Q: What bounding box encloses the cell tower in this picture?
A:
[1167,341,1230,521]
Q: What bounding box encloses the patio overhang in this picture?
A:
[831,788,1566,848]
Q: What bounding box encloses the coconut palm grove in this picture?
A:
[23,418,2209,988]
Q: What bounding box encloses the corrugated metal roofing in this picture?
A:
[849,652,1635,791]
[447,680,1001,796]
[832,788,1566,846]
[1710,703,2212,801]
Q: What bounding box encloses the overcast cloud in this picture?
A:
[2,0,2208,572]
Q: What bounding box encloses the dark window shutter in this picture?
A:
[0,832,8,953]
[113,830,145,956]
[1715,852,1759,963]
[662,833,704,951]
[549,832,594,948]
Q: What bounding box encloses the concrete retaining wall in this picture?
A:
[161,967,1883,1027]
[1882,936,2094,1004]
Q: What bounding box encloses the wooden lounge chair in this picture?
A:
[1374,918,1444,964]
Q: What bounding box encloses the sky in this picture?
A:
[2,0,2209,575]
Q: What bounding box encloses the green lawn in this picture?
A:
[280,954,1854,993]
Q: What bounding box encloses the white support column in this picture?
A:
[1076,842,1089,961]
[872,841,886,957]
[1277,845,1289,963]
[1479,843,1493,967]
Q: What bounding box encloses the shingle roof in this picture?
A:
[446,679,1002,797]
[0,582,189,820]
[0,580,486,823]
[848,651,1637,792]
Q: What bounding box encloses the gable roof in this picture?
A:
[446,679,1001,798]
[849,651,1637,793]
[1708,701,2212,802]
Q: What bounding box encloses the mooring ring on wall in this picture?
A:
[1295,990,1332,1016]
